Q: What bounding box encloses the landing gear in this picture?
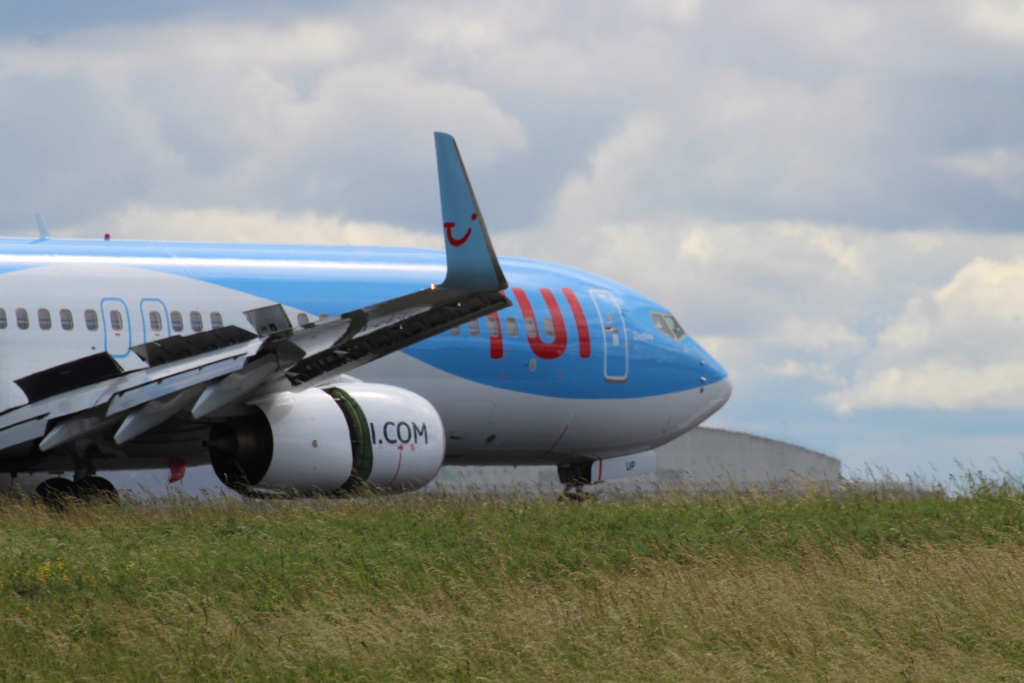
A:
[35,476,119,509]
[28,441,120,509]
[558,485,595,503]
[557,462,595,503]
[74,476,119,502]
[36,477,76,510]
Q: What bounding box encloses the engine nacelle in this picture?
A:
[210,383,445,496]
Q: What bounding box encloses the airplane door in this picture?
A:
[100,297,131,358]
[590,290,628,382]
[140,298,170,343]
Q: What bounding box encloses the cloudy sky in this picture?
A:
[3,0,1024,483]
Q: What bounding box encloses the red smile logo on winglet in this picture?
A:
[444,213,476,246]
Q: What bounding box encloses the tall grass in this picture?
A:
[2,475,1024,681]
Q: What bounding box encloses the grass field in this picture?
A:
[2,475,1024,681]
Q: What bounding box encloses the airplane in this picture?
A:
[0,132,731,503]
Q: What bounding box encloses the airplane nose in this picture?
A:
[662,368,731,442]
[693,349,731,416]
[708,375,732,410]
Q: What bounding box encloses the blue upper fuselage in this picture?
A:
[0,237,728,400]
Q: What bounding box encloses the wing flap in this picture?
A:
[105,353,251,416]
[15,353,124,403]
[191,355,279,418]
[114,385,206,445]
[0,414,49,453]
[39,408,121,451]
[132,325,257,367]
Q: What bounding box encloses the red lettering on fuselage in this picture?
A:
[473,288,594,361]
[512,287,568,360]
[562,288,591,359]
[486,312,503,359]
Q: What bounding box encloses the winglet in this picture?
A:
[34,213,52,241]
[435,132,508,292]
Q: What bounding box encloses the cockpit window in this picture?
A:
[651,312,686,340]
[665,315,686,339]
[652,314,671,337]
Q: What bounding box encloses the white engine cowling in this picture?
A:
[209,383,445,496]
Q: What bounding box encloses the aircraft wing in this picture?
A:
[0,132,510,453]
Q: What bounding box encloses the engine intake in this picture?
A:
[210,384,445,496]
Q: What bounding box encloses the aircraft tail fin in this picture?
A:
[434,132,508,292]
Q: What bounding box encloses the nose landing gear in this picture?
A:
[557,462,596,503]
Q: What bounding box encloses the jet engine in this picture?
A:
[209,383,445,496]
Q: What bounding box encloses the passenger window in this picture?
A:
[449,326,461,336]
[16,308,28,330]
[149,310,163,332]
[505,317,519,337]
[85,309,99,331]
[0,308,7,329]
[170,311,183,332]
[60,309,73,331]
[38,309,51,331]
[524,317,537,339]
[211,312,224,329]
[297,313,309,325]
[109,310,123,331]
[542,317,554,338]
[468,320,481,337]
[486,316,500,338]
[190,311,203,332]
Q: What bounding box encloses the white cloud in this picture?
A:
[549,113,671,229]
[639,0,701,25]
[827,362,1024,413]
[770,359,811,378]
[0,17,527,225]
[536,68,884,227]
[765,317,866,354]
[965,0,1024,44]
[4,0,1024,233]
[765,360,845,387]
[935,146,1024,197]
[826,256,1024,412]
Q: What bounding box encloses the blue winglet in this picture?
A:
[435,132,508,292]
[34,213,52,241]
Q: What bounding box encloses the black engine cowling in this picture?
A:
[210,383,445,496]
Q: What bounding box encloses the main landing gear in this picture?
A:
[32,442,120,509]
[36,476,118,509]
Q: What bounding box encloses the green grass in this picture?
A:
[3,476,1024,681]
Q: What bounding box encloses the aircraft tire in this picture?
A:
[74,476,120,503]
[36,477,76,511]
